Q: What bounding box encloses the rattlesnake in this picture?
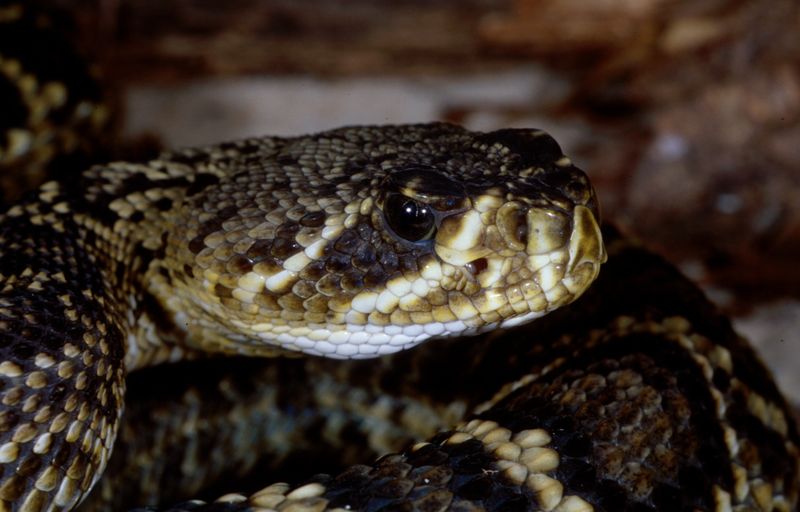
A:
[1,3,798,511]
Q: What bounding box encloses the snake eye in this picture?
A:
[384,193,436,242]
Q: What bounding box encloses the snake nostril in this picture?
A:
[465,257,488,276]
[497,203,529,251]
[515,214,529,248]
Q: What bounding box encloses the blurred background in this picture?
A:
[50,0,800,405]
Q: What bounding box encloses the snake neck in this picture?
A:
[63,141,294,370]
[34,161,230,371]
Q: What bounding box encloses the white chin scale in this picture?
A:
[261,321,463,359]
[265,308,549,359]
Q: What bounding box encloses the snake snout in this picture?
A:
[497,203,570,256]
[525,208,572,256]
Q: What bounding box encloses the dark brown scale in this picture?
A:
[185,174,221,196]
[398,254,420,275]
[377,249,399,275]
[269,237,300,260]
[193,221,228,250]
[276,154,297,166]
[324,251,351,273]
[291,281,317,300]
[355,222,372,242]
[219,297,242,311]
[216,205,239,223]
[333,229,360,254]
[0,475,24,501]
[214,284,233,299]
[410,465,452,487]
[277,294,303,312]
[315,274,342,297]
[225,254,253,274]
[245,239,274,262]
[302,294,328,313]
[0,411,17,431]
[299,260,326,282]
[254,294,280,311]
[340,270,365,294]
[351,243,377,271]
[363,267,387,290]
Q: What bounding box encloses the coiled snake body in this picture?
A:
[1,4,798,512]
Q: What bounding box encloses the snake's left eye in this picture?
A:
[384,193,436,242]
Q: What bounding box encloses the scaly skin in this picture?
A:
[121,230,800,512]
[0,123,604,511]
[2,3,797,512]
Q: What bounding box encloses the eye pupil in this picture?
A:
[384,194,436,242]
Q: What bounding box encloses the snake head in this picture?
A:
[373,127,605,336]
[167,124,605,359]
